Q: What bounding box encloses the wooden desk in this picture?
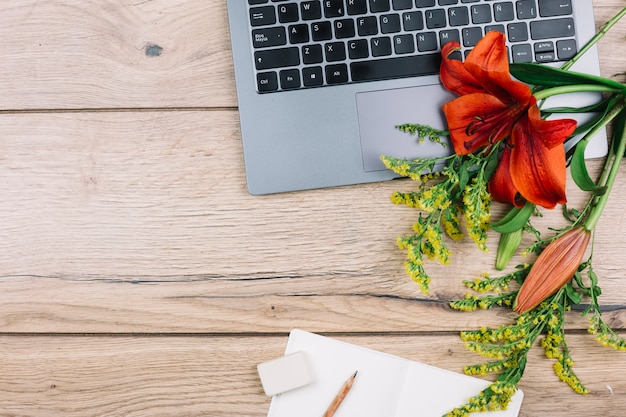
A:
[1,1,624,415]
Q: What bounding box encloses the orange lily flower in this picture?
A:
[440,31,577,209]
[514,227,591,314]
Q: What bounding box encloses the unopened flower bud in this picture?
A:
[514,227,591,314]
[496,229,523,271]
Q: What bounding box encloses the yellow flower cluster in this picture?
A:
[443,380,518,417]
[462,177,491,252]
[442,207,464,241]
[587,312,626,351]
[553,361,589,395]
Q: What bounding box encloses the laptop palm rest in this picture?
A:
[356,84,454,172]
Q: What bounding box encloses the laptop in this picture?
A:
[226,0,607,195]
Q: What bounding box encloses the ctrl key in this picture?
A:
[257,351,313,396]
[257,71,278,92]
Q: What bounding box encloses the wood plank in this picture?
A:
[0,2,624,110]
[0,334,624,416]
[0,0,235,110]
[1,111,625,333]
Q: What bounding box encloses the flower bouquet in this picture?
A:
[382,8,626,416]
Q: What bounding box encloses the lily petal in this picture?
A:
[442,93,521,154]
[464,31,532,106]
[526,104,577,150]
[488,146,525,208]
[509,110,570,209]
[440,41,486,96]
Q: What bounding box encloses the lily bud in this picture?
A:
[495,229,523,271]
[514,227,591,314]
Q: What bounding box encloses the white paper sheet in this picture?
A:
[266,329,524,417]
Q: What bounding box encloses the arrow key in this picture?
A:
[557,39,577,60]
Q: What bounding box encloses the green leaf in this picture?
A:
[570,139,608,195]
[491,201,535,233]
[458,159,472,193]
[510,63,626,91]
[565,282,583,305]
[540,96,613,114]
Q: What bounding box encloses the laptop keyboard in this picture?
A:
[247,0,578,93]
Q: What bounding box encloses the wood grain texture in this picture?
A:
[1,112,625,333]
[0,334,624,417]
[0,0,235,110]
[1,1,625,416]
[0,1,623,110]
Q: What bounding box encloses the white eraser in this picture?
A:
[257,351,313,396]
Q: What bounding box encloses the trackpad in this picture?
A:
[356,84,454,172]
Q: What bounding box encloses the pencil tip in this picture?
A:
[353,370,358,377]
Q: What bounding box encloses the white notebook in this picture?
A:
[267,329,523,417]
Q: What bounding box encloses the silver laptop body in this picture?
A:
[227,0,606,195]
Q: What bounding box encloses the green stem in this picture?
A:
[584,99,626,231]
[561,7,626,71]
[533,84,621,101]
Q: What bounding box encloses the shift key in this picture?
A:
[530,18,575,40]
[254,47,300,70]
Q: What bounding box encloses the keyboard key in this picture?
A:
[439,0,458,5]
[493,2,515,22]
[440,29,460,46]
[392,0,413,10]
[462,27,483,47]
[280,69,301,89]
[348,39,370,58]
[347,0,368,15]
[302,44,324,63]
[416,0,436,7]
[534,41,553,53]
[371,36,393,56]
[449,7,470,26]
[557,39,577,60]
[357,16,379,36]
[516,0,537,20]
[471,4,492,24]
[425,9,447,29]
[417,32,438,51]
[250,6,276,26]
[326,64,349,84]
[323,0,344,17]
[393,34,415,54]
[312,21,333,41]
[301,1,322,20]
[278,3,299,23]
[249,0,269,4]
[380,14,402,34]
[530,18,575,39]
[252,27,287,48]
[512,44,532,62]
[303,66,324,86]
[254,47,300,70]
[538,0,572,17]
[535,51,555,62]
[370,0,391,13]
[325,41,347,61]
[257,71,278,92]
[334,19,356,38]
[288,24,310,43]
[485,24,505,35]
[402,11,424,31]
[350,53,441,82]
[507,22,528,42]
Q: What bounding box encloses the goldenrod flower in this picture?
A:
[514,227,591,314]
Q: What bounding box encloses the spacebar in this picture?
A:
[350,54,442,82]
